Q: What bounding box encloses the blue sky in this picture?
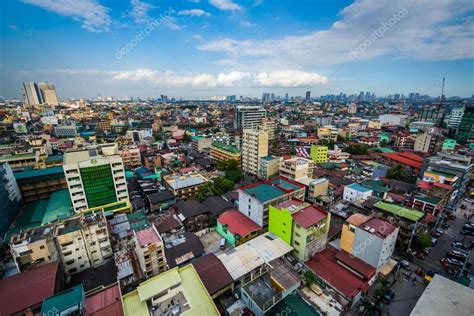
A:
[0,0,473,99]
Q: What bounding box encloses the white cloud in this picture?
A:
[128,0,155,24]
[199,0,474,66]
[178,9,211,17]
[23,68,328,88]
[240,21,257,27]
[209,0,242,12]
[21,0,111,32]
[255,70,328,87]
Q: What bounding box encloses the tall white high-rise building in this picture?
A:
[63,145,129,213]
[235,105,266,130]
[241,129,269,176]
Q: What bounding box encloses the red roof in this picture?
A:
[335,251,376,279]
[397,152,424,163]
[218,210,261,237]
[305,248,372,299]
[292,205,327,228]
[433,182,455,190]
[85,284,123,316]
[362,218,397,239]
[136,227,161,247]
[378,152,422,169]
[0,261,59,315]
[418,180,432,190]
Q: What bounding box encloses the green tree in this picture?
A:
[303,270,317,287]
[345,144,369,155]
[414,233,432,250]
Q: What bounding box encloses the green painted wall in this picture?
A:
[215,221,236,246]
[268,205,293,245]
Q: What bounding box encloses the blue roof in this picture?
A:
[14,166,64,180]
[347,183,372,193]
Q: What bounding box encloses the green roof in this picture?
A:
[45,155,64,163]
[127,211,151,231]
[414,195,441,205]
[375,147,396,153]
[361,180,391,192]
[374,201,425,222]
[211,142,240,154]
[244,184,286,202]
[0,152,35,162]
[42,285,84,315]
[14,166,64,180]
[5,190,73,241]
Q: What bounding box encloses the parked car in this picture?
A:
[453,246,470,256]
[431,237,438,246]
[460,204,467,210]
[431,228,444,237]
[383,290,395,304]
[464,198,474,203]
[461,228,474,236]
[400,260,411,270]
[450,250,468,259]
[452,241,471,251]
[442,257,464,267]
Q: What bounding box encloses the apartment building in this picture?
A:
[10,225,58,272]
[133,225,167,278]
[269,199,330,261]
[343,183,373,202]
[191,136,213,153]
[0,163,22,239]
[55,212,112,276]
[296,177,329,202]
[279,157,314,181]
[317,125,338,142]
[341,214,398,271]
[241,129,268,176]
[210,142,241,162]
[120,147,142,168]
[310,145,328,163]
[235,105,266,130]
[238,177,305,228]
[162,173,209,200]
[258,156,280,180]
[261,118,276,142]
[63,147,129,213]
[96,120,112,132]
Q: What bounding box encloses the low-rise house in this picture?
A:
[164,232,205,268]
[216,210,261,247]
[192,253,234,299]
[343,183,373,202]
[176,200,211,233]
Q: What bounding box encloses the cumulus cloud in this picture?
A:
[22,68,328,88]
[178,9,211,17]
[209,0,242,12]
[21,0,111,32]
[199,0,474,66]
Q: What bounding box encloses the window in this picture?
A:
[294,241,300,246]
[39,245,45,250]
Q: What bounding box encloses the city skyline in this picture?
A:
[1,0,473,99]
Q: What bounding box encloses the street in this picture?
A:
[384,200,473,316]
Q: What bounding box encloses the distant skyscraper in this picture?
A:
[22,81,58,106]
[305,91,311,102]
[262,93,270,104]
[38,82,59,106]
[22,82,41,106]
[285,93,288,102]
[160,94,168,102]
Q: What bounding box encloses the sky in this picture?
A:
[0,0,473,100]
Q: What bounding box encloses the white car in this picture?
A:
[464,198,474,203]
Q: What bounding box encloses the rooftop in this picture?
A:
[164,173,208,190]
[135,226,161,247]
[346,183,372,193]
[211,142,240,154]
[218,210,261,237]
[0,261,59,316]
[378,152,423,169]
[85,284,124,316]
[411,274,474,316]
[362,217,397,238]
[122,265,219,316]
[292,205,327,228]
[14,166,64,180]
[217,233,293,281]
[241,177,304,202]
[41,285,84,315]
[374,201,425,222]
[305,247,372,299]
[192,253,234,296]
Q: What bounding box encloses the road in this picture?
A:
[385,200,473,316]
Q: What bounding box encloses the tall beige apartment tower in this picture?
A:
[241,129,269,176]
